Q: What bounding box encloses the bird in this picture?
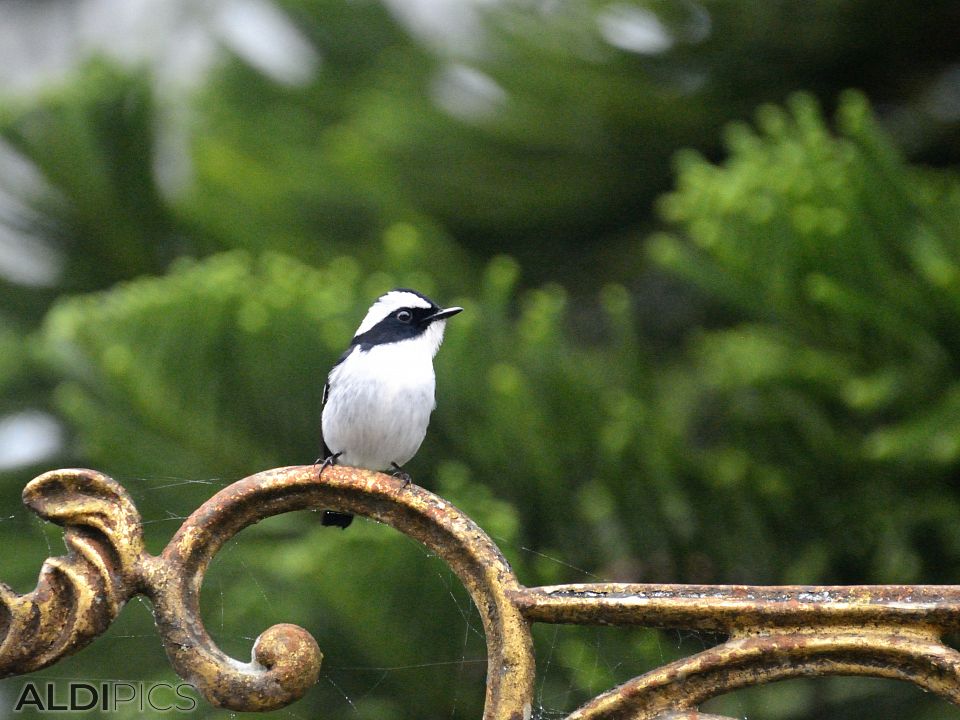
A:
[317,288,463,528]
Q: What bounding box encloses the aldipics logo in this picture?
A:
[12,681,199,713]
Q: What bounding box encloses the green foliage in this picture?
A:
[0,2,959,718]
[185,0,960,287]
[651,91,960,584]
[0,59,194,291]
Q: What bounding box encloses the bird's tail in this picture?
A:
[321,510,354,529]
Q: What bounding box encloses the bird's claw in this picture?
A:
[316,452,342,478]
[390,462,412,487]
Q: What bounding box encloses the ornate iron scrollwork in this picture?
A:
[2,466,960,719]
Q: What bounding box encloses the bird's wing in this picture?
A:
[319,376,334,460]
[321,346,355,407]
[319,346,355,458]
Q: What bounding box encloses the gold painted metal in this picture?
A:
[2,465,960,719]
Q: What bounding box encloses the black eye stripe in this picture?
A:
[352,304,440,350]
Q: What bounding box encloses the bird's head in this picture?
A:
[351,289,462,356]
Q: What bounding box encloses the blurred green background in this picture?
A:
[0,0,959,718]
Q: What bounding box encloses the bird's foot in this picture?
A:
[316,452,342,478]
[390,462,412,487]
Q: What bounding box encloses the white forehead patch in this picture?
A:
[353,290,434,336]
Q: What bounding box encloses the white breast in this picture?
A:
[321,343,437,471]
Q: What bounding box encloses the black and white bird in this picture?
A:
[318,289,462,528]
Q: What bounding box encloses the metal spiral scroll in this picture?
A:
[3,466,960,718]
[143,465,535,715]
[0,466,536,717]
[0,469,143,678]
[512,584,960,719]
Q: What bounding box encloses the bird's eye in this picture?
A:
[396,310,412,323]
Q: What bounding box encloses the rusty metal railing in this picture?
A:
[2,466,959,718]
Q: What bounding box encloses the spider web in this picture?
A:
[0,475,954,720]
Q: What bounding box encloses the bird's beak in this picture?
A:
[426,306,463,323]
